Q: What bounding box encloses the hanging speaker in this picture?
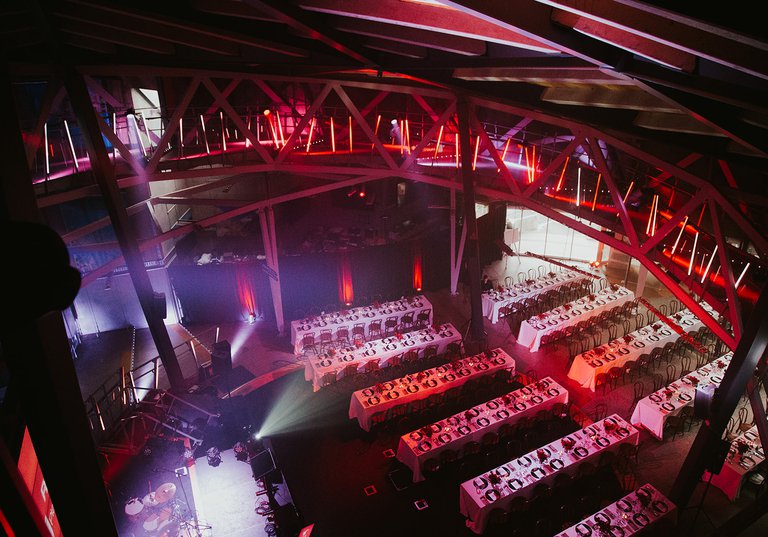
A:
[152,291,167,319]
[694,383,716,419]
[211,340,232,375]
[704,438,732,474]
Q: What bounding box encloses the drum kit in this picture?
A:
[124,482,185,537]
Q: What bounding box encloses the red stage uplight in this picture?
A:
[358,190,366,198]
[338,253,354,305]
[235,266,259,321]
[412,245,423,292]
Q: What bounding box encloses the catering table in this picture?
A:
[290,295,432,354]
[517,285,635,352]
[555,483,676,536]
[568,308,703,391]
[460,414,639,534]
[304,323,461,392]
[630,353,732,440]
[396,376,565,481]
[481,269,589,324]
[349,349,515,432]
[703,425,765,500]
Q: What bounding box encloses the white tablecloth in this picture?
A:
[517,286,634,352]
[630,353,732,440]
[556,483,676,536]
[396,377,566,481]
[481,270,589,324]
[568,308,703,391]
[349,349,515,432]
[289,295,432,354]
[304,323,461,392]
[703,425,765,500]
[459,414,639,534]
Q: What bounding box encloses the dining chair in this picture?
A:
[665,363,677,384]
[318,329,334,353]
[608,366,624,390]
[594,372,611,395]
[368,320,382,340]
[399,311,414,331]
[384,316,399,336]
[335,326,350,348]
[592,402,608,421]
[415,308,431,329]
[320,370,337,387]
[301,333,318,355]
[504,275,513,287]
[351,323,366,343]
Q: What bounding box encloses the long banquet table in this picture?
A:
[396,376,566,481]
[703,425,765,500]
[517,285,635,352]
[459,413,639,534]
[290,295,432,354]
[630,353,732,440]
[568,308,703,391]
[349,348,515,432]
[304,323,461,392]
[481,269,589,324]
[555,483,676,536]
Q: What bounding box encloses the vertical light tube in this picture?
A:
[245,116,251,148]
[128,115,146,157]
[701,245,717,283]
[433,125,443,159]
[219,111,227,152]
[404,118,411,153]
[348,115,353,153]
[179,117,185,157]
[555,156,569,192]
[576,167,581,206]
[44,122,50,175]
[112,112,117,161]
[591,173,601,211]
[330,116,336,153]
[670,216,688,256]
[306,116,315,153]
[651,194,659,236]
[64,119,79,170]
[688,231,699,275]
[472,135,479,171]
[735,262,750,288]
[200,114,210,154]
[275,110,285,147]
[372,114,381,150]
[455,132,459,169]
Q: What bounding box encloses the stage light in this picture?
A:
[254,431,262,440]
[206,447,222,467]
[263,109,271,116]
[248,312,256,324]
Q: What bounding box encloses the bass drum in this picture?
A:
[156,520,180,537]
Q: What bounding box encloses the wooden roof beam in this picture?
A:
[299,0,558,53]
[332,17,486,56]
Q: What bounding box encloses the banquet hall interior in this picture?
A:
[1,2,768,537]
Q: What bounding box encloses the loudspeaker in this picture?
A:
[704,438,732,474]
[152,291,167,319]
[694,383,716,418]
[211,340,232,375]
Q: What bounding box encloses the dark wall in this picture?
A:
[170,232,449,325]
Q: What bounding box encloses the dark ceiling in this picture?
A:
[3,0,767,170]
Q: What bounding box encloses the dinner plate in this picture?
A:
[493,356,507,365]
[496,465,511,477]
[548,458,564,470]
[633,513,649,527]
[495,410,510,420]
[591,359,603,367]
[679,393,692,402]
[595,436,610,447]
[473,476,488,489]
[740,456,755,468]
[652,501,669,514]
[575,522,593,536]
[605,354,616,362]
[476,417,491,427]
[617,499,633,512]
[458,426,472,436]
[547,388,560,397]
[423,379,438,388]
[385,391,399,400]
[406,385,419,394]
[419,441,432,452]
[506,478,523,491]
[594,512,610,525]
[618,348,630,355]
[521,386,533,395]
[341,355,354,362]
[300,324,311,331]
[513,402,527,412]
[444,373,456,382]
[518,455,532,467]
[409,431,422,441]
[437,433,452,444]
[484,489,500,502]
[531,395,544,404]
[458,368,471,377]
[320,359,332,367]
[367,396,380,405]
[584,305,594,310]
[423,335,435,342]
[362,388,375,397]
[649,335,659,341]
[486,400,500,410]
[477,362,489,370]
[530,467,546,479]
[572,309,582,315]
[440,331,454,337]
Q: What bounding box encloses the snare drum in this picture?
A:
[143,491,159,508]
[143,513,159,532]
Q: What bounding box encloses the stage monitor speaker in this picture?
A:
[250,448,276,481]
[694,383,716,418]
[152,291,167,319]
[211,340,232,375]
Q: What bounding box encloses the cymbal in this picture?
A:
[154,482,177,503]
